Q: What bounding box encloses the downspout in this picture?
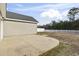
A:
[0,3,6,40]
[0,11,4,40]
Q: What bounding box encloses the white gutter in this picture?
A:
[6,18,38,24]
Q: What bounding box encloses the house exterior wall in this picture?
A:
[4,21,37,36]
[0,3,38,37]
[0,20,1,37]
[0,3,6,18]
[0,3,6,39]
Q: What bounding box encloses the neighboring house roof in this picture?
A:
[6,11,38,23]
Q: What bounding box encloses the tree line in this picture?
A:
[38,7,79,30]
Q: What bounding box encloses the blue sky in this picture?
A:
[7,3,79,25]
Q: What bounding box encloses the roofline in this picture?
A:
[6,11,38,23]
[4,18,38,24]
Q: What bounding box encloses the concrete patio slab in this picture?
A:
[0,35,59,56]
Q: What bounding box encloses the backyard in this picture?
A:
[37,32,79,56]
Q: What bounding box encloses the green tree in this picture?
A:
[67,7,79,21]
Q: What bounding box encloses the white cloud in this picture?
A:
[40,9,71,23]
[15,4,24,7]
[61,10,69,21]
[40,9,62,21]
[62,10,69,17]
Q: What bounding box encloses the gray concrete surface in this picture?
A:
[0,35,59,56]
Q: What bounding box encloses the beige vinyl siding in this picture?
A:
[4,21,37,36]
[0,20,1,36]
[0,3,6,36]
[0,3,38,37]
[0,3,6,18]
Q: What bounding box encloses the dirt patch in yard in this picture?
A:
[37,32,79,56]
